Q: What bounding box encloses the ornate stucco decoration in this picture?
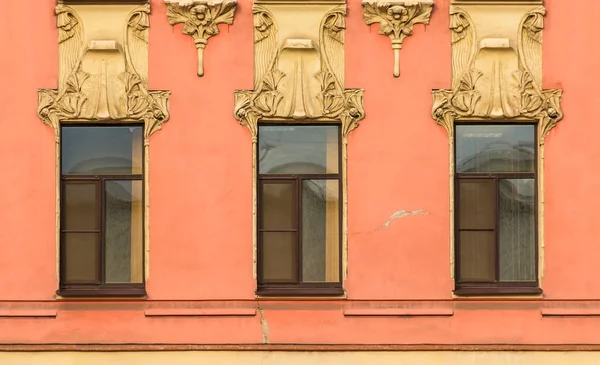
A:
[362,0,433,77]
[432,2,563,141]
[38,2,171,142]
[233,0,365,281]
[164,0,237,77]
[37,1,170,283]
[430,0,563,281]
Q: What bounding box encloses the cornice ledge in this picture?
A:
[165,0,237,77]
[233,88,365,140]
[362,0,433,77]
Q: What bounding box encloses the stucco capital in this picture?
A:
[362,0,433,77]
[164,0,237,77]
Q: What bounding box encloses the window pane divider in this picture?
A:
[456,173,534,179]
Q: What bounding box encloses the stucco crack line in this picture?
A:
[378,209,429,230]
[257,307,270,344]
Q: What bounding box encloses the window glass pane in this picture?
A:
[63,182,98,231]
[64,233,99,283]
[260,232,298,283]
[105,180,143,284]
[258,126,339,174]
[458,179,495,230]
[301,180,339,283]
[61,126,143,175]
[456,125,535,173]
[458,231,495,282]
[260,182,295,230]
[499,179,536,281]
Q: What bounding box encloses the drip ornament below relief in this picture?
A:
[165,0,237,77]
[38,4,170,140]
[234,4,365,139]
[362,0,433,78]
[431,5,563,142]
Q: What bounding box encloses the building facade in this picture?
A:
[0,0,598,363]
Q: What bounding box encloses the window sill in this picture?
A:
[57,287,146,299]
[454,286,542,297]
[256,286,345,297]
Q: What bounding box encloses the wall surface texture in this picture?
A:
[1,0,600,358]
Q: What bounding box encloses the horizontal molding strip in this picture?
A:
[3,344,600,352]
[541,308,600,317]
[0,309,57,318]
[343,308,453,317]
[144,308,257,317]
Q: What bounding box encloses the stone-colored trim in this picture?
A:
[5,349,600,365]
[164,0,237,77]
[37,1,171,285]
[4,344,600,351]
[234,1,365,282]
[362,0,433,77]
[431,3,563,283]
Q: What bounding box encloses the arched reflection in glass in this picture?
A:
[455,124,537,294]
[60,125,144,296]
[257,125,341,296]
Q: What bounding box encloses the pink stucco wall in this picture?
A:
[0,0,599,345]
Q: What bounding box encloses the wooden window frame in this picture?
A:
[58,124,146,298]
[256,124,344,297]
[453,123,541,296]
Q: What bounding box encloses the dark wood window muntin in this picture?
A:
[58,124,145,298]
[256,124,344,297]
[453,122,541,296]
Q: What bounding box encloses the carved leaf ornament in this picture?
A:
[431,5,563,143]
[38,3,171,141]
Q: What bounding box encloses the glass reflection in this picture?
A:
[258,126,339,174]
[61,126,143,175]
[105,180,143,284]
[301,180,339,283]
[499,179,536,281]
[456,125,535,173]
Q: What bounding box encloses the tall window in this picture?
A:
[59,125,144,296]
[257,125,342,296]
[455,124,539,295]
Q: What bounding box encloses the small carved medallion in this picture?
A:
[165,0,237,77]
[362,0,433,77]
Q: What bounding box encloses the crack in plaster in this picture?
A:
[378,209,429,230]
[257,308,270,344]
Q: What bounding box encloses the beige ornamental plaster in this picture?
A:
[37,1,171,286]
[431,1,563,284]
[5,350,600,365]
[362,0,433,77]
[164,0,237,77]
[233,0,365,282]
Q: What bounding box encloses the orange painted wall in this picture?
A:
[1,0,600,345]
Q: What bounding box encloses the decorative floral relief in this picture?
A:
[362,1,433,77]
[235,3,365,140]
[253,70,285,116]
[432,5,562,143]
[38,4,171,140]
[166,0,237,76]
